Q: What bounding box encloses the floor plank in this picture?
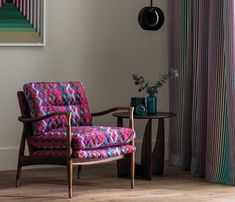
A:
[0,163,234,202]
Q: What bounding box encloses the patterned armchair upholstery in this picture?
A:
[16,82,135,198]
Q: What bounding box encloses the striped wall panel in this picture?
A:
[168,0,235,185]
[0,0,44,43]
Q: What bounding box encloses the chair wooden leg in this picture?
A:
[16,162,22,187]
[77,165,82,180]
[67,160,73,198]
[16,125,27,188]
[130,152,135,189]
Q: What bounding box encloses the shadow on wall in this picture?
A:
[76,0,168,112]
[75,0,169,162]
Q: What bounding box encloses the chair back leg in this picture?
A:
[16,163,22,187]
[77,165,82,179]
[16,125,27,187]
[130,152,135,188]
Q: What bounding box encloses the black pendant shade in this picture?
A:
[138,1,164,31]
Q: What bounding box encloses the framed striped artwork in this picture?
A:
[0,0,45,46]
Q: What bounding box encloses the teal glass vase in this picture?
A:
[147,93,157,114]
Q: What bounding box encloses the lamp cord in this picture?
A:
[150,0,153,7]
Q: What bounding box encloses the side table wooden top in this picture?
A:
[112,112,176,119]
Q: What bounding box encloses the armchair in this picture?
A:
[16,82,135,198]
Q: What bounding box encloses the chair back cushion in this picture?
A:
[23,82,92,135]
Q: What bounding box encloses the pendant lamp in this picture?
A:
[138,0,164,31]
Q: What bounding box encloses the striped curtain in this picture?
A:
[168,0,235,185]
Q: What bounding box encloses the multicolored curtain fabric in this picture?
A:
[168,0,235,185]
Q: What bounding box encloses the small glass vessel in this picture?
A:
[135,104,147,116]
[147,93,157,114]
[130,97,146,115]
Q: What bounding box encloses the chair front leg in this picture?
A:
[66,113,73,198]
[130,147,135,189]
[128,107,135,188]
[67,159,73,198]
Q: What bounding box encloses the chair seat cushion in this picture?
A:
[30,126,135,150]
[32,145,136,159]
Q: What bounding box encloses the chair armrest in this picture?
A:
[92,107,133,117]
[18,112,71,123]
[92,106,134,130]
[18,112,73,160]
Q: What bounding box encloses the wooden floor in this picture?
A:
[0,163,235,202]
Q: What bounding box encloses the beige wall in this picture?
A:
[0,0,168,170]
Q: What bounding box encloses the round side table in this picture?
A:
[113,112,176,180]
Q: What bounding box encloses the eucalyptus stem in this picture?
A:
[132,68,179,94]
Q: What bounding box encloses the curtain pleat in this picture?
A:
[168,0,193,170]
[191,0,209,178]
[205,0,235,185]
[168,0,235,184]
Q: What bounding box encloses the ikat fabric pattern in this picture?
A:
[30,126,136,150]
[23,82,92,135]
[32,145,136,159]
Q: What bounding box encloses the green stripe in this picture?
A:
[0,12,23,17]
[0,20,29,24]
[0,27,36,32]
[0,8,18,11]
[3,4,15,8]
[0,10,20,13]
[0,24,32,28]
[0,16,26,20]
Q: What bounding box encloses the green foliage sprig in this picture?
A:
[132,68,179,94]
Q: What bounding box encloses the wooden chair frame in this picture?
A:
[16,98,135,198]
